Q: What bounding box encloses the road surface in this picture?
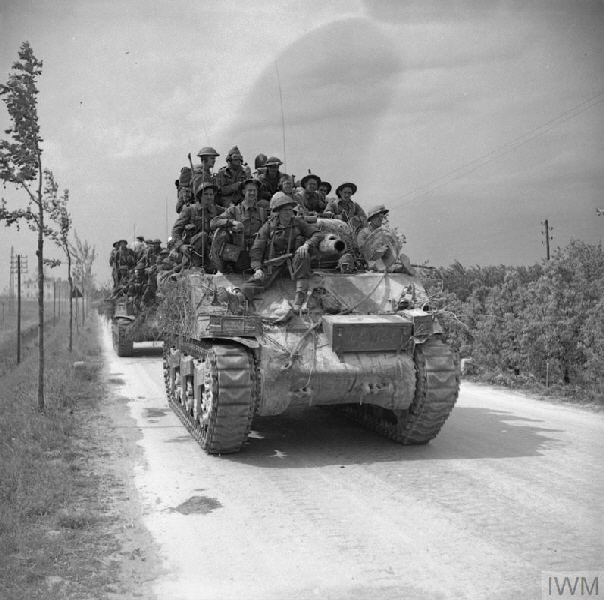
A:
[101,324,603,600]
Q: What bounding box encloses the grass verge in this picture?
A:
[0,314,152,599]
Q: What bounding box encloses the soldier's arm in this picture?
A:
[210,206,236,231]
[171,207,191,248]
[325,199,338,214]
[249,222,270,269]
[299,219,324,248]
[258,178,272,201]
[215,170,235,196]
[356,228,369,249]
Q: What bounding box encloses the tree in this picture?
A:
[45,171,74,351]
[0,42,49,411]
[71,231,96,326]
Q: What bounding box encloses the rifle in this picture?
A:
[263,252,294,278]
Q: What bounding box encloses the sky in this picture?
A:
[1,0,603,291]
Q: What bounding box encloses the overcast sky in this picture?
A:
[1,0,603,291]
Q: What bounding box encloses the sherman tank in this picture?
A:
[162,219,459,454]
[111,298,161,357]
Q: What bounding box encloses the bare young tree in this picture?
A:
[71,231,96,325]
[45,171,74,351]
[0,42,49,411]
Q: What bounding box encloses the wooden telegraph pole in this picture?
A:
[542,219,553,260]
[17,255,21,364]
[10,253,27,364]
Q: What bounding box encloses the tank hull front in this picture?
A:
[256,329,416,416]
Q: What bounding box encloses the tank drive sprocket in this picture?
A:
[334,338,459,444]
[164,339,259,454]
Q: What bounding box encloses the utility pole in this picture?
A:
[10,254,27,363]
[9,246,14,316]
[541,219,553,260]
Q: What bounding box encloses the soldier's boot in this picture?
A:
[293,279,309,312]
[218,287,247,315]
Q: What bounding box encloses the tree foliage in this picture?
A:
[0,41,43,188]
[433,241,604,396]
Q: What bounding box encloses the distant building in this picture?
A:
[22,275,70,301]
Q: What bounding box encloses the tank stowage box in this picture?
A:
[322,314,413,353]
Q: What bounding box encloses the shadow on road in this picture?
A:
[114,345,164,361]
[228,405,564,467]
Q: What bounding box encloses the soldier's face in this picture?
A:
[244,184,257,201]
[201,189,214,203]
[319,185,329,196]
[280,179,293,194]
[340,188,353,200]
[371,214,385,227]
[306,180,318,193]
[267,165,278,176]
[278,206,294,225]
[230,157,242,167]
[204,156,216,168]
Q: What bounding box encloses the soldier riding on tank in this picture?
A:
[215,146,252,208]
[295,173,328,215]
[172,181,224,271]
[257,156,286,202]
[210,178,268,273]
[245,191,324,311]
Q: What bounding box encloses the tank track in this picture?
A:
[332,337,459,444]
[163,339,259,454]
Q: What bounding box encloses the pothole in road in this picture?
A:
[165,436,192,444]
[169,496,222,515]
[145,408,168,418]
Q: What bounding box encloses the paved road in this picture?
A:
[102,325,603,600]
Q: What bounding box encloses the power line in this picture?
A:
[393,90,604,207]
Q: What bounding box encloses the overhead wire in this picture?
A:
[392,90,604,208]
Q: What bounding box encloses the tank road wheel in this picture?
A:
[113,321,134,357]
[396,337,459,444]
[196,345,257,454]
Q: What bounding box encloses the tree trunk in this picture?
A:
[68,253,73,352]
[37,176,45,412]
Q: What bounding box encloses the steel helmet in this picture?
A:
[196,146,220,157]
[194,180,218,197]
[366,204,389,220]
[265,156,283,167]
[254,153,267,169]
[270,192,297,212]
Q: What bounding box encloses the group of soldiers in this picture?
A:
[170,146,395,309]
[108,145,399,312]
[109,237,180,310]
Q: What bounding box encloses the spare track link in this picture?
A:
[333,337,459,444]
[164,339,258,454]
